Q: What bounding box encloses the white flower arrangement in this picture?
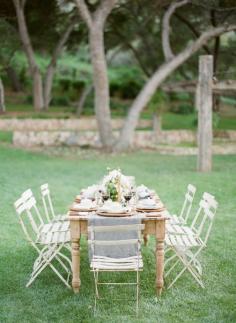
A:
[102,168,133,201]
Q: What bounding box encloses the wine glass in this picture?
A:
[102,194,109,203]
[123,193,132,207]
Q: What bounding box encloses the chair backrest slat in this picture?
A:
[89,222,142,261]
[88,239,139,246]
[40,183,55,222]
[179,184,196,223]
[191,192,218,245]
[14,189,45,245]
[88,224,145,233]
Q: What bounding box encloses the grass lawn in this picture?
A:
[0,145,236,322]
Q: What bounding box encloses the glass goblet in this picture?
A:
[124,194,132,207]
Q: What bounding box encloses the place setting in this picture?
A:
[69,168,166,218]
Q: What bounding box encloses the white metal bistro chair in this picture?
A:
[164,192,218,289]
[14,189,72,288]
[168,184,196,227]
[166,192,214,236]
[40,183,67,222]
[88,223,144,315]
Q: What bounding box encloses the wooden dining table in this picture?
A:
[68,201,170,296]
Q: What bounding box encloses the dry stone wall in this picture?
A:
[0,118,151,131]
[0,118,234,148]
[13,130,197,148]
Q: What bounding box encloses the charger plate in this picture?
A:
[70,206,97,212]
[136,207,165,213]
[97,211,133,217]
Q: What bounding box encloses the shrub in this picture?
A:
[25,94,33,104]
[171,104,194,115]
[50,96,70,106]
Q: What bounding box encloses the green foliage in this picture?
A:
[0,19,20,69]
[213,113,220,129]
[50,96,70,107]
[148,90,168,113]
[106,181,118,201]
[0,145,236,322]
[171,104,195,115]
[109,66,145,99]
[221,96,236,106]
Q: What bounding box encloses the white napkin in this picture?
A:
[136,185,151,199]
[99,201,128,213]
[137,198,157,209]
[81,185,98,199]
[73,198,96,210]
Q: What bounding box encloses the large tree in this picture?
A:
[74,0,118,148]
[116,0,236,150]
[11,0,77,110]
[76,0,236,151]
[0,19,21,112]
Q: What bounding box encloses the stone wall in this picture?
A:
[13,130,197,148]
[3,118,234,148]
[0,118,152,131]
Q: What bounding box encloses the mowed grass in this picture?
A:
[0,145,236,323]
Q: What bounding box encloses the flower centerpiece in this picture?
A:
[101,168,133,202]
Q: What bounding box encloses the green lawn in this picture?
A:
[0,145,236,322]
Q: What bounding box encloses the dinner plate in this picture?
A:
[70,206,97,212]
[136,207,165,213]
[97,211,133,217]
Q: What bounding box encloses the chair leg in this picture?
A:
[136,270,139,316]
[167,249,204,289]
[164,252,178,270]
[165,258,180,279]
[93,270,99,299]
[26,244,71,288]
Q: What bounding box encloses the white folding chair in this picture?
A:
[40,183,67,222]
[14,189,72,288]
[88,223,144,315]
[166,192,214,236]
[164,192,218,289]
[168,184,196,226]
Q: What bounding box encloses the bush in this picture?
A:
[109,66,145,99]
[171,103,194,115]
[50,96,70,106]
[25,94,33,104]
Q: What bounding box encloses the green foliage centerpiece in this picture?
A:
[102,168,132,202]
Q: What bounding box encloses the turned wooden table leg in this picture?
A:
[155,219,165,296]
[70,218,81,293]
[71,238,81,293]
[156,238,164,296]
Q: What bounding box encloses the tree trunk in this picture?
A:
[0,77,6,113]
[76,84,93,117]
[5,66,22,92]
[43,64,55,110]
[89,27,114,148]
[115,60,184,151]
[33,67,44,111]
[43,20,76,110]
[153,112,162,133]
[115,24,236,151]
[13,0,44,111]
